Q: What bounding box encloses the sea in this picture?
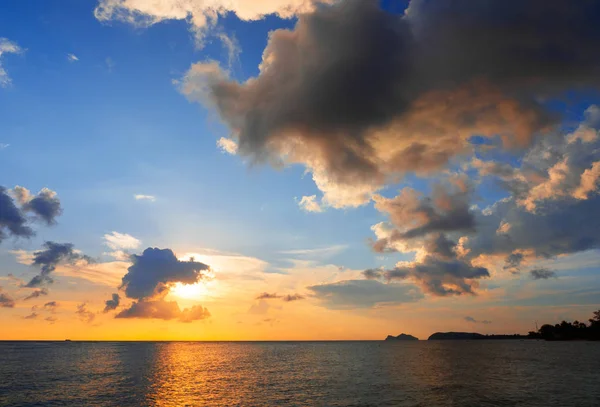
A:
[0,340,599,406]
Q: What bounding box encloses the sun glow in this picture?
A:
[170,281,209,300]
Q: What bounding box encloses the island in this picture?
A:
[385,333,419,341]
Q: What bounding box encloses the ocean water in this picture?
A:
[0,341,599,406]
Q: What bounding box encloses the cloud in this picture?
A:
[179,0,600,208]
[120,247,211,300]
[67,53,79,62]
[94,0,325,45]
[115,299,210,322]
[45,316,57,324]
[530,268,557,280]
[298,195,323,213]
[25,242,93,288]
[43,301,58,312]
[465,316,492,325]
[23,311,38,320]
[134,194,156,202]
[12,186,63,225]
[103,293,120,312]
[0,38,23,87]
[217,137,238,155]
[307,279,423,309]
[76,303,95,324]
[23,288,48,301]
[0,287,15,308]
[0,186,34,243]
[0,143,9,149]
[255,292,305,302]
[103,231,141,259]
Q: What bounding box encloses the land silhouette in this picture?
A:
[385,310,600,341]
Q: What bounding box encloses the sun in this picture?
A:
[170,281,209,300]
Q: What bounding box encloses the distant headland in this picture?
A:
[384,309,600,341]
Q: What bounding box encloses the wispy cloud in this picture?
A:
[67,53,79,62]
[134,194,156,202]
[0,143,9,149]
[217,137,238,155]
[464,316,492,324]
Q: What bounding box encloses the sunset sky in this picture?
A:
[1,0,600,340]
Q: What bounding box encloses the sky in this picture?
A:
[1,0,600,341]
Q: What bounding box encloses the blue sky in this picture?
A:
[1,0,599,340]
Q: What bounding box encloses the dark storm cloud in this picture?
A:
[120,248,211,300]
[307,279,423,309]
[0,186,33,243]
[0,287,16,308]
[181,0,600,205]
[103,293,120,312]
[23,288,48,301]
[530,268,557,280]
[465,316,492,324]
[115,300,210,323]
[25,242,93,288]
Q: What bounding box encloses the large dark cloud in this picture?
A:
[120,248,211,300]
[103,293,120,313]
[307,279,423,309]
[25,242,92,288]
[181,0,600,207]
[0,287,16,308]
[115,300,210,323]
[116,248,212,322]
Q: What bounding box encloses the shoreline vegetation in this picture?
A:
[386,310,600,341]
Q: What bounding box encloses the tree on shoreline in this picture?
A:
[528,309,600,341]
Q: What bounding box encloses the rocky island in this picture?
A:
[385,333,419,341]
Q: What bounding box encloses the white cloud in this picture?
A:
[67,53,79,62]
[216,137,238,155]
[104,231,141,250]
[134,194,156,201]
[0,38,23,87]
[0,143,9,149]
[298,195,323,213]
[94,0,327,45]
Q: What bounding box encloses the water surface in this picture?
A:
[1,341,599,406]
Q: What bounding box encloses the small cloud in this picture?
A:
[217,137,238,155]
[45,316,57,324]
[44,301,58,312]
[0,37,24,87]
[530,268,557,280]
[104,231,141,250]
[67,53,79,62]
[281,294,304,302]
[0,287,16,308]
[298,195,323,213]
[256,292,279,300]
[464,316,492,324]
[75,303,95,324]
[103,293,120,313]
[23,311,38,320]
[0,143,9,149]
[134,194,156,202]
[23,288,48,301]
